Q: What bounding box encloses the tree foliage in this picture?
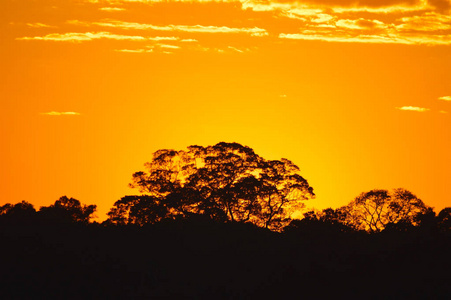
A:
[284,207,354,234]
[0,201,36,223]
[341,188,430,232]
[39,196,97,224]
[107,195,169,226]
[108,142,315,230]
[437,207,451,232]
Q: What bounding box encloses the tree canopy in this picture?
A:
[39,196,97,224]
[108,142,315,230]
[333,188,430,232]
[285,188,433,234]
[0,201,36,223]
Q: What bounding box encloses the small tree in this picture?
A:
[0,201,36,223]
[107,195,169,226]
[437,207,451,232]
[39,196,97,224]
[284,208,354,233]
[343,188,429,232]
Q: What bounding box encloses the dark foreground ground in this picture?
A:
[1,218,450,299]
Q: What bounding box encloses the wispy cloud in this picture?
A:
[13,0,451,48]
[148,36,179,41]
[397,13,451,32]
[279,31,451,45]
[255,0,422,9]
[99,7,126,11]
[115,44,178,53]
[396,106,430,112]
[438,96,451,101]
[242,0,429,14]
[41,111,81,116]
[98,0,427,11]
[17,32,146,42]
[158,44,180,49]
[439,110,449,113]
[279,33,405,44]
[336,19,386,30]
[148,36,197,42]
[228,46,246,53]
[68,20,269,36]
[115,43,249,54]
[27,23,55,28]
[115,48,153,53]
[274,3,451,46]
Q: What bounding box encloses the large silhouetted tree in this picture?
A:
[342,188,429,232]
[108,142,314,230]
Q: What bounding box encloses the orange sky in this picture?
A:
[1,0,450,220]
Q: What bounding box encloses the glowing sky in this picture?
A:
[1,0,450,220]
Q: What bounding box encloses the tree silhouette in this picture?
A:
[39,196,97,224]
[284,207,354,234]
[0,201,36,223]
[107,195,169,225]
[437,207,451,232]
[342,188,429,232]
[109,142,314,230]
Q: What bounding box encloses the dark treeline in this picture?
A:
[1,201,450,298]
[1,142,451,298]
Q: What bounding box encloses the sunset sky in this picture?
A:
[1,0,450,220]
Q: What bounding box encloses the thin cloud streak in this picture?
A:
[17,32,146,42]
[87,0,427,11]
[41,111,81,116]
[280,33,404,44]
[115,44,251,54]
[396,14,451,32]
[99,7,126,11]
[115,48,153,53]
[148,36,179,41]
[438,96,451,101]
[27,23,55,28]
[279,32,451,45]
[158,44,180,49]
[396,106,430,112]
[228,46,245,53]
[68,20,269,36]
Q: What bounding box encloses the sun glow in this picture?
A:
[1,0,450,220]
